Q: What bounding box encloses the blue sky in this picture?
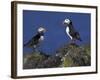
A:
[23,10,91,55]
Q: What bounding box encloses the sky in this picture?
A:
[23,10,91,55]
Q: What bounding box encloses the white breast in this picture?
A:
[39,36,44,41]
[66,27,72,40]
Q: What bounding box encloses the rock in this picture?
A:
[23,43,91,69]
[57,43,91,67]
[37,56,62,68]
[23,51,48,69]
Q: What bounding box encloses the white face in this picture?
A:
[63,19,71,25]
[38,27,46,33]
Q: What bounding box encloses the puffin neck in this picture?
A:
[38,32,44,36]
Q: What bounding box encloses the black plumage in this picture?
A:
[24,33,44,48]
[68,22,82,41]
[63,18,82,42]
[24,27,46,50]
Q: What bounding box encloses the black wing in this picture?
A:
[24,33,40,47]
[75,32,82,41]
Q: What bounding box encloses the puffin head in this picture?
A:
[38,27,46,34]
[63,18,72,26]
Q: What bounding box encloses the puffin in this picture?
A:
[63,18,82,43]
[24,27,46,50]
